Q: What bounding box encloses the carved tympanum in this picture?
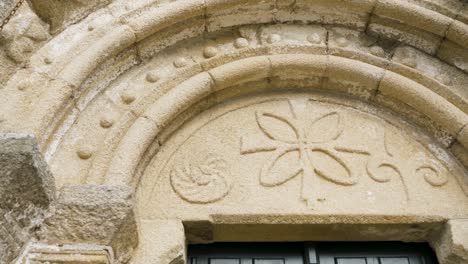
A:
[142,96,464,214]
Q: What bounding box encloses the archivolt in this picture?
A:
[0,0,467,187]
[102,52,467,186]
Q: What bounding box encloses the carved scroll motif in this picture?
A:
[170,155,231,203]
[366,128,447,201]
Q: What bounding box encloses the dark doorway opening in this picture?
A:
[188,242,438,264]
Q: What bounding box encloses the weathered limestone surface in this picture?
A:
[131,220,186,264]
[0,0,467,263]
[28,0,113,34]
[0,2,50,86]
[39,185,138,263]
[0,135,55,264]
[0,0,16,23]
[431,219,468,264]
[137,93,468,218]
[19,243,113,263]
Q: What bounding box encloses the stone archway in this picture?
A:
[0,0,467,263]
[130,91,467,263]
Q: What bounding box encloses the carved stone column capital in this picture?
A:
[38,184,139,263]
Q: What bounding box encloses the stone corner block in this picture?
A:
[431,219,468,264]
[0,134,56,264]
[39,184,138,263]
[0,134,56,209]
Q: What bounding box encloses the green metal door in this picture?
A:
[189,243,304,264]
[309,242,437,264]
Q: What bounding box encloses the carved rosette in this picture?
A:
[170,155,232,204]
[240,100,364,207]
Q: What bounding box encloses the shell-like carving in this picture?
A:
[170,156,231,203]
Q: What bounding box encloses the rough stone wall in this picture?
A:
[0,135,55,264]
[0,137,137,263]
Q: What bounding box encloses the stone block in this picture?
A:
[431,219,468,264]
[437,39,468,74]
[39,184,138,263]
[131,219,185,264]
[0,134,55,264]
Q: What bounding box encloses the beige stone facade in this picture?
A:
[0,0,467,263]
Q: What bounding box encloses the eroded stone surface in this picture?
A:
[431,219,468,264]
[39,184,137,263]
[0,0,467,263]
[0,134,55,264]
[0,3,50,86]
[28,0,113,34]
[18,243,113,264]
[0,0,16,23]
[131,220,185,264]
